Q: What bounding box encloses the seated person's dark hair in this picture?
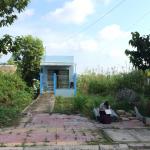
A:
[104,101,109,109]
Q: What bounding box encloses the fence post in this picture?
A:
[74,73,77,96]
[53,73,56,96]
[40,73,43,95]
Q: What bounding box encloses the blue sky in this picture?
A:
[0,0,150,73]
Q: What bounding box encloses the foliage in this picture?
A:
[0,0,30,54]
[78,70,146,96]
[0,34,21,54]
[144,84,150,97]
[114,70,145,93]
[0,107,20,126]
[73,95,88,113]
[10,35,44,86]
[32,79,40,99]
[0,72,33,126]
[54,95,106,117]
[53,96,74,114]
[0,0,30,27]
[116,88,140,104]
[77,70,150,117]
[138,97,150,116]
[53,94,133,119]
[78,73,112,95]
[125,32,150,71]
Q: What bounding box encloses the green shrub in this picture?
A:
[77,70,145,96]
[0,72,33,126]
[116,88,141,104]
[54,96,74,114]
[0,107,20,127]
[138,98,150,116]
[112,101,132,111]
[115,70,145,93]
[88,79,108,95]
[73,95,88,113]
[144,84,150,97]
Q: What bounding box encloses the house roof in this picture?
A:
[40,56,74,66]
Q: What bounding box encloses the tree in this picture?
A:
[0,0,30,27]
[0,0,30,54]
[0,34,16,54]
[125,32,150,71]
[11,35,44,86]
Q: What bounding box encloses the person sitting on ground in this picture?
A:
[99,101,111,124]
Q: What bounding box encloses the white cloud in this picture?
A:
[99,24,130,41]
[96,24,131,62]
[18,9,35,20]
[79,39,98,52]
[95,0,112,5]
[46,0,94,24]
[42,24,130,59]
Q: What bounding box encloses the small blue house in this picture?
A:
[40,56,77,97]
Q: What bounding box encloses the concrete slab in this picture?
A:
[130,129,150,142]
[103,129,138,142]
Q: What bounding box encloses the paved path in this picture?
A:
[0,94,106,147]
[0,94,150,149]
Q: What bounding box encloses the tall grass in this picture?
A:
[77,69,150,116]
[78,70,146,96]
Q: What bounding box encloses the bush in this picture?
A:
[77,70,146,96]
[0,107,20,127]
[73,95,88,113]
[54,95,99,117]
[115,70,145,93]
[116,88,141,104]
[144,84,150,97]
[54,96,74,114]
[138,98,150,116]
[88,79,108,95]
[0,72,33,126]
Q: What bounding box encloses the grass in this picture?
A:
[53,93,133,119]
[53,96,74,115]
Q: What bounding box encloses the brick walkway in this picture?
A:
[0,94,106,146]
[0,113,107,146]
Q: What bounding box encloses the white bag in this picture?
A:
[105,109,111,115]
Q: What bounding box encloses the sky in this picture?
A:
[0,0,150,73]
